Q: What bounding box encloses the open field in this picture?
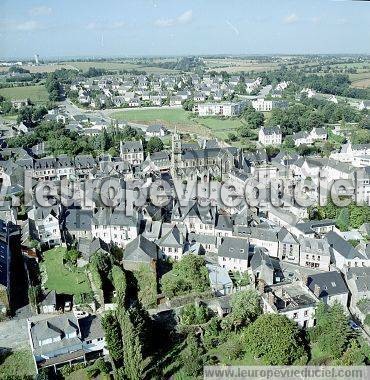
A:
[0,60,179,74]
[112,108,246,140]
[0,84,49,104]
[349,71,370,89]
[42,247,91,295]
[0,348,36,378]
[204,58,278,73]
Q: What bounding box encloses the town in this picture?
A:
[1,1,370,380]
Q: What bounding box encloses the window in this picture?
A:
[304,310,308,317]
[293,313,298,319]
[86,340,92,344]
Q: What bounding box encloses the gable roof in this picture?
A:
[307,271,348,297]
[325,231,365,260]
[123,235,158,263]
[218,237,250,260]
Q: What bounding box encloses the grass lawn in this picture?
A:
[65,368,110,380]
[0,348,36,378]
[308,343,333,365]
[42,247,91,295]
[112,108,251,142]
[0,85,49,105]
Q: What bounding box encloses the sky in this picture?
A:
[0,0,370,59]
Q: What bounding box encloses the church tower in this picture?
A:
[171,127,182,167]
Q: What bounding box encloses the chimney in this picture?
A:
[267,291,276,306]
[313,284,321,298]
[301,273,309,286]
[257,279,266,294]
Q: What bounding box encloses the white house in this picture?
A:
[258,126,282,146]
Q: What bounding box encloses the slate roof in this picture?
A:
[218,237,250,260]
[307,271,348,297]
[65,209,93,231]
[346,267,370,293]
[123,235,158,263]
[157,225,184,247]
[325,231,365,260]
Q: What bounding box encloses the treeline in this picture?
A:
[260,69,370,99]
[7,119,142,157]
[267,97,366,136]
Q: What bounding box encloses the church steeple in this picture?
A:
[171,127,182,165]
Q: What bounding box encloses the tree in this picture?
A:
[244,314,306,365]
[119,310,145,380]
[147,136,164,154]
[182,99,194,111]
[111,265,127,308]
[341,340,367,365]
[226,290,262,330]
[180,304,211,326]
[161,255,210,298]
[63,248,79,265]
[314,301,350,359]
[180,334,205,377]
[28,285,42,309]
[242,106,264,129]
[101,311,123,366]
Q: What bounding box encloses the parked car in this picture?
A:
[349,320,360,330]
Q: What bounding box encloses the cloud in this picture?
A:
[283,13,299,24]
[311,16,321,24]
[226,20,239,36]
[29,6,52,16]
[86,20,126,30]
[154,9,193,28]
[16,20,41,31]
[0,19,42,31]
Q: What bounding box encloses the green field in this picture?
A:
[60,61,178,74]
[42,247,91,295]
[112,108,246,140]
[0,349,36,378]
[0,85,49,104]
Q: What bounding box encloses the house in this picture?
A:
[299,237,331,271]
[217,237,250,273]
[206,264,233,296]
[28,206,61,247]
[277,227,300,264]
[120,140,144,165]
[306,271,348,308]
[358,100,370,111]
[292,128,327,147]
[157,224,186,261]
[188,233,218,253]
[146,124,168,138]
[249,227,279,258]
[251,98,288,112]
[77,237,110,267]
[261,281,318,328]
[64,209,93,242]
[345,267,370,311]
[122,235,158,271]
[325,231,370,272]
[11,98,30,109]
[28,313,107,373]
[40,290,57,314]
[195,101,246,117]
[92,208,139,248]
[250,248,283,285]
[258,126,282,146]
